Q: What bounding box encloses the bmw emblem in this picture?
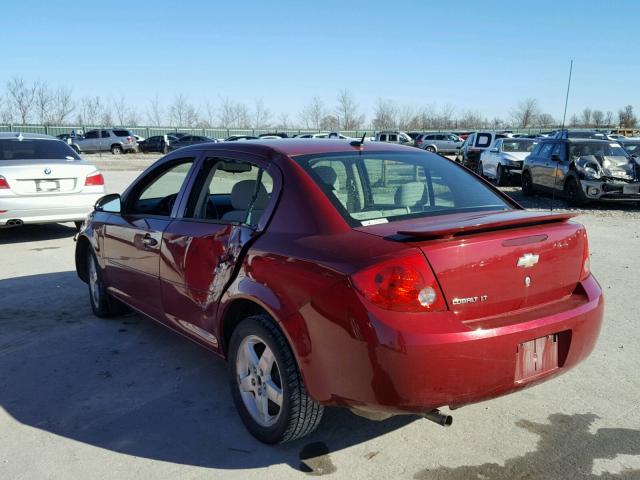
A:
[44,168,51,175]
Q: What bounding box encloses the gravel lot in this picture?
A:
[1,155,639,479]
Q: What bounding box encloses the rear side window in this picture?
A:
[0,139,80,161]
[113,130,132,137]
[185,159,273,227]
[296,151,511,226]
[475,133,492,148]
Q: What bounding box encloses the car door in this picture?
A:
[550,142,569,192]
[484,139,501,177]
[158,152,279,348]
[531,142,555,188]
[102,156,198,319]
[81,130,99,151]
[98,130,111,152]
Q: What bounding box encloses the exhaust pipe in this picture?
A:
[5,219,23,227]
[421,409,453,427]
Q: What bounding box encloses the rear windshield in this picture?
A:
[0,139,80,161]
[113,130,133,137]
[295,151,511,226]
[502,139,537,152]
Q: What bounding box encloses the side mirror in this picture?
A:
[551,154,562,162]
[95,193,121,213]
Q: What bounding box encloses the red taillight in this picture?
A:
[0,175,9,189]
[351,253,447,312]
[85,171,104,187]
[580,229,590,281]
[127,136,133,143]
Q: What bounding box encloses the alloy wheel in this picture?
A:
[236,335,284,427]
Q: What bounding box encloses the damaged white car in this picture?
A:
[521,138,640,206]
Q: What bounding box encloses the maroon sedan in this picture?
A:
[75,139,603,443]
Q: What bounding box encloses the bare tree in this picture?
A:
[34,81,54,124]
[569,114,579,128]
[320,114,339,131]
[111,95,130,125]
[299,96,326,130]
[619,105,637,128]
[146,95,164,126]
[581,108,592,127]
[276,112,290,129]
[168,94,198,127]
[252,99,272,129]
[6,77,36,124]
[591,110,604,127]
[396,105,416,130]
[79,96,103,125]
[218,98,250,129]
[372,99,398,130]
[335,89,364,130]
[604,111,614,126]
[438,104,456,129]
[50,87,74,124]
[536,113,556,127]
[511,98,539,128]
[458,110,483,129]
[490,117,504,130]
[201,99,216,127]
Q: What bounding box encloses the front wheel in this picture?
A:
[496,164,508,186]
[425,146,436,153]
[477,161,484,177]
[228,314,324,443]
[111,145,123,155]
[522,171,535,196]
[87,250,126,317]
[564,177,588,207]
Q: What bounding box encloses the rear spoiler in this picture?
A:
[397,212,578,240]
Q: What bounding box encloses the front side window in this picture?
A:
[389,134,398,142]
[538,143,555,159]
[476,133,492,148]
[502,139,537,152]
[84,131,98,139]
[296,152,511,226]
[185,159,273,228]
[128,159,195,216]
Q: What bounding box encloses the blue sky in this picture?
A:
[2,0,639,123]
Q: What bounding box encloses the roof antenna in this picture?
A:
[350,132,367,150]
[551,59,573,212]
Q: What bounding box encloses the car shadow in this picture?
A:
[0,223,77,245]
[414,412,640,479]
[0,271,416,471]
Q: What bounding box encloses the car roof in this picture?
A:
[169,138,415,157]
[0,132,58,140]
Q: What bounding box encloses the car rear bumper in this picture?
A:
[580,179,640,201]
[301,275,603,413]
[0,192,104,226]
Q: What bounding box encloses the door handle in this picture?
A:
[142,234,158,248]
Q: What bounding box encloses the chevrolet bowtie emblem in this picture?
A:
[517,253,539,268]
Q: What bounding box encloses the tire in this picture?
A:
[111,145,123,155]
[564,177,588,207]
[477,161,484,177]
[228,314,324,443]
[496,165,508,186]
[522,171,535,196]
[425,146,436,153]
[71,145,80,154]
[86,249,126,317]
[74,221,83,232]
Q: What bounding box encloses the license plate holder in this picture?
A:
[623,185,639,195]
[37,180,60,192]
[515,334,558,383]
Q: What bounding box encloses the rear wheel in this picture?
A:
[228,314,324,443]
[522,171,535,196]
[564,177,588,207]
[111,145,123,155]
[425,146,436,153]
[87,250,126,317]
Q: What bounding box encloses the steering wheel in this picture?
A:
[156,193,178,215]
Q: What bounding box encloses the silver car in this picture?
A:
[479,138,538,185]
[0,133,106,228]
[71,129,138,155]
[415,132,463,153]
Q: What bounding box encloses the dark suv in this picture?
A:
[522,138,640,205]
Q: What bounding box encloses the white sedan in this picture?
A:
[0,133,106,229]
[479,138,538,186]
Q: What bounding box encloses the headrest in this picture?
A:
[394,182,426,208]
[314,165,339,190]
[230,180,269,210]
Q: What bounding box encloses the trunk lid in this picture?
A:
[0,159,95,195]
[356,210,585,322]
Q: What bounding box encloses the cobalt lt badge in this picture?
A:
[44,167,51,175]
